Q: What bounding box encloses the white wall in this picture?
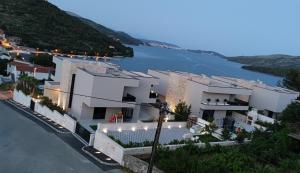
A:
[148,70,169,97]
[94,131,125,165]
[13,90,31,107]
[250,86,298,113]
[13,90,77,133]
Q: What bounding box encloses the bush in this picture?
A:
[174,101,191,121]
[40,96,66,114]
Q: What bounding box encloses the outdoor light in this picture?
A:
[144,127,148,131]
[179,125,182,128]
[118,128,122,132]
[102,128,108,133]
[95,151,101,154]
[105,157,111,161]
[131,127,136,131]
[168,125,171,129]
[164,117,169,122]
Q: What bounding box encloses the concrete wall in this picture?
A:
[148,70,169,97]
[13,90,77,133]
[94,131,125,165]
[13,89,31,107]
[43,81,60,104]
[34,102,77,132]
[123,155,163,173]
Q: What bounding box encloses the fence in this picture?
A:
[93,121,244,165]
[13,90,77,133]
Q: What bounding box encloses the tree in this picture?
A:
[282,69,300,91]
[29,54,54,67]
[174,101,191,121]
[281,102,300,124]
[222,127,231,140]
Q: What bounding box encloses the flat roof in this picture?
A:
[215,76,298,94]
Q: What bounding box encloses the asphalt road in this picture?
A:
[0,101,122,173]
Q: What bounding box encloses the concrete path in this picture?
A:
[0,101,123,173]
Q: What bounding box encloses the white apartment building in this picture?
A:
[148,70,299,126]
[44,57,159,123]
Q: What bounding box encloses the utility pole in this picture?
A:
[147,102,169,173]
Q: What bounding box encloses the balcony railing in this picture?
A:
[122,94,136,102]
[203,99,248,106]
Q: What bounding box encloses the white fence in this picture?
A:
[94,121,246,165]
[13,89,31,107]
[97,121,186,132]
[13,90,77,133]
[94,128,246,165]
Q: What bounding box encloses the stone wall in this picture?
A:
[123,155,163,173]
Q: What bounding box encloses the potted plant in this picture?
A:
[216,99,220,105]
[206,98,211,105]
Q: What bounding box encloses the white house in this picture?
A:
[7,60,53,81]
[148,70,299,127]
[44,56,160,123]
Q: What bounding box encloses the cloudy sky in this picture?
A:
[49,0,300,56]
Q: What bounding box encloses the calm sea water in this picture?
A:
[110,46,281,86]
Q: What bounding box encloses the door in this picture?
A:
[30,99,35,111]
[202,110,215,122]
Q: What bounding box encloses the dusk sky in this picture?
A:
[49,0,300,56]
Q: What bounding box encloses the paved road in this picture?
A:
[0,101,122,173]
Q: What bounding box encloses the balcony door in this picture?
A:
[122,108,133,122]
[202,110,215,121]
[93,107,106,119]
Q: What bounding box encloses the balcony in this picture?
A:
[122,94,136,102]
[149,91,158,99]
[200,99,249,111]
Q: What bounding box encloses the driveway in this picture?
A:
[0,101,123,173]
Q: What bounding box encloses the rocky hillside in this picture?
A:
[68,12,143,46]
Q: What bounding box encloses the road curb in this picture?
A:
[82,146,120,166]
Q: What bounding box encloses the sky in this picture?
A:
[49,0,300,56]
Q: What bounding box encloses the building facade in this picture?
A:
[44,57,159,123]
[148,70,299,126]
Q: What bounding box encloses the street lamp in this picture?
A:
[147,102,170,173]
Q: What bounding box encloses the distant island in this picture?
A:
[225,55,300,77]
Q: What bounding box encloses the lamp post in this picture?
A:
[147,102,169,173]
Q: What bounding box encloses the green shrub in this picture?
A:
[40,96,66,114]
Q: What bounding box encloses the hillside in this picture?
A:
[0,0,133,57]
[188,49,225,58]
[226,55,300,76]
[140,39,182,49]
[68,12,143,46]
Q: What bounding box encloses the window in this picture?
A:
[93,107,106,119]
[68,74,76,108]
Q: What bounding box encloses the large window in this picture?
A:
[93,107,106,119]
